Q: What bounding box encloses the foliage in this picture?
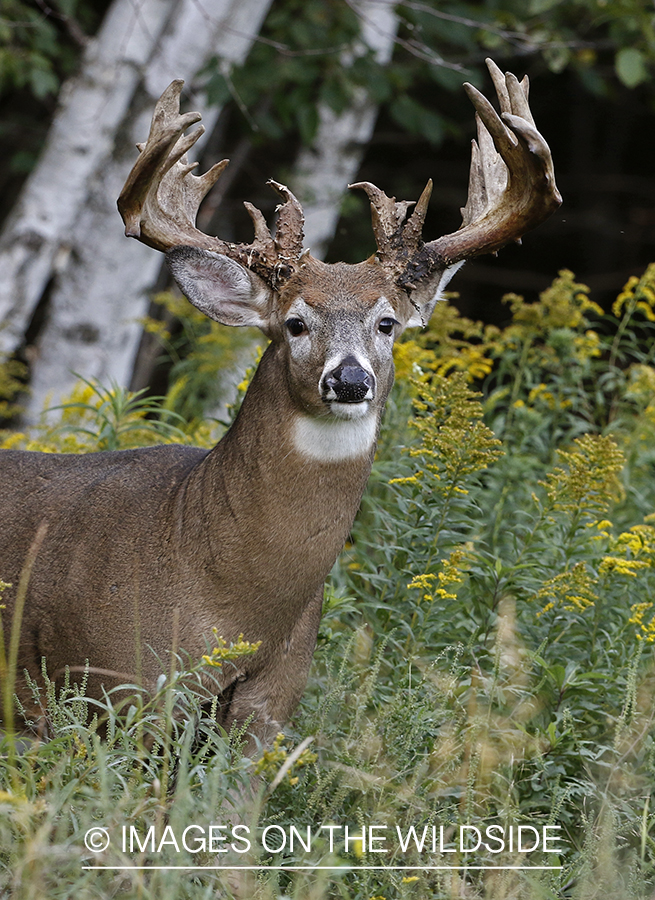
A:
[0,0,106,189]
[205,0,364,145]
[0,0,103,100]
[201,0,655,156]
[0,375,205,453]
[0,355,25,421]
[5,1,655,118]
[2,268,655,897]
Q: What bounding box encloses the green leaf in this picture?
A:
[544,45,571,74]
[28,64,58,99]
[615,47,648,88]
[390,95,445,145]
[319,76,353,116]
[548,664,567,688]
[296,103,319,145]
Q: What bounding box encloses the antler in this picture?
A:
[117,80,305,288]
[351,58,562,291]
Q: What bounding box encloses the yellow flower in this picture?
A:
[254,732,288,776]
[393,340,438,381]
[531,562,598,613]
[401,372,503,496]
[574,330,602,361]
[408,548,470,604]
[201,631,262,668]
[0,431,28,449]
[612,265,655,319]
[636,301,655,322]
[540,434,624,517]
[629,602,655,642]
[613,275,641,317]
[505,270,597,331]
[599,556,648,577]
[254,732,317,783]
[407,573,437,603]
[389,474,420,486]
[536,601,555,618]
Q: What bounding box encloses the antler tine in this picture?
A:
[348,181,417,268]
[351,59,560,293]
[402,179,433,254]
[118,80,307,287]
[268,180,305,261]
[459,102,507,230]
[118,80,203,242]
[424,58,561,268]
[487,57,534,127]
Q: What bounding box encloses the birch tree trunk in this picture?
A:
[291,0,399,259]
[0,0,177,355]
[0,0,273,420]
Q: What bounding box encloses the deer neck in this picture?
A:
[175,343,381,632]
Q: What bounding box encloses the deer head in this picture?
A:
[0,61,561,745]
[118,60,561,451]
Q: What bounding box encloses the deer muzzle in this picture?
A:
[323,355,375,405]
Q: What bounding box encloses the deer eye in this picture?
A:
[286,317,306,336]
[378,317,398,335]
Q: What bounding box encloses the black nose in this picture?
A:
[324,356,373,403]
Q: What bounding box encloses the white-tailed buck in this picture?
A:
[0,60,560,744]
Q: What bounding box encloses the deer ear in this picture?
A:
[167,247,272,331]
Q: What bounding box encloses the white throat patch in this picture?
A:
[292,413,378,462]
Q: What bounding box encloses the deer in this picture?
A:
[0,60,560,748]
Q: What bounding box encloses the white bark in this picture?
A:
[291,0,399,259]
[0,0,273,419]
[0,0,176,353]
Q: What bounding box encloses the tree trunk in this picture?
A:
[0,0,273,420]
[291,0,399,259]
[0,0,177,357]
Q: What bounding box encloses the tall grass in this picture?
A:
[1,269,655,898]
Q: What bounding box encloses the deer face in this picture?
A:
[273,257,416,422]
[167,249,416,425]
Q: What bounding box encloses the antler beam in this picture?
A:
[117,80,305,288]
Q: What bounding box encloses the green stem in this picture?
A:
[1,522,48,789]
